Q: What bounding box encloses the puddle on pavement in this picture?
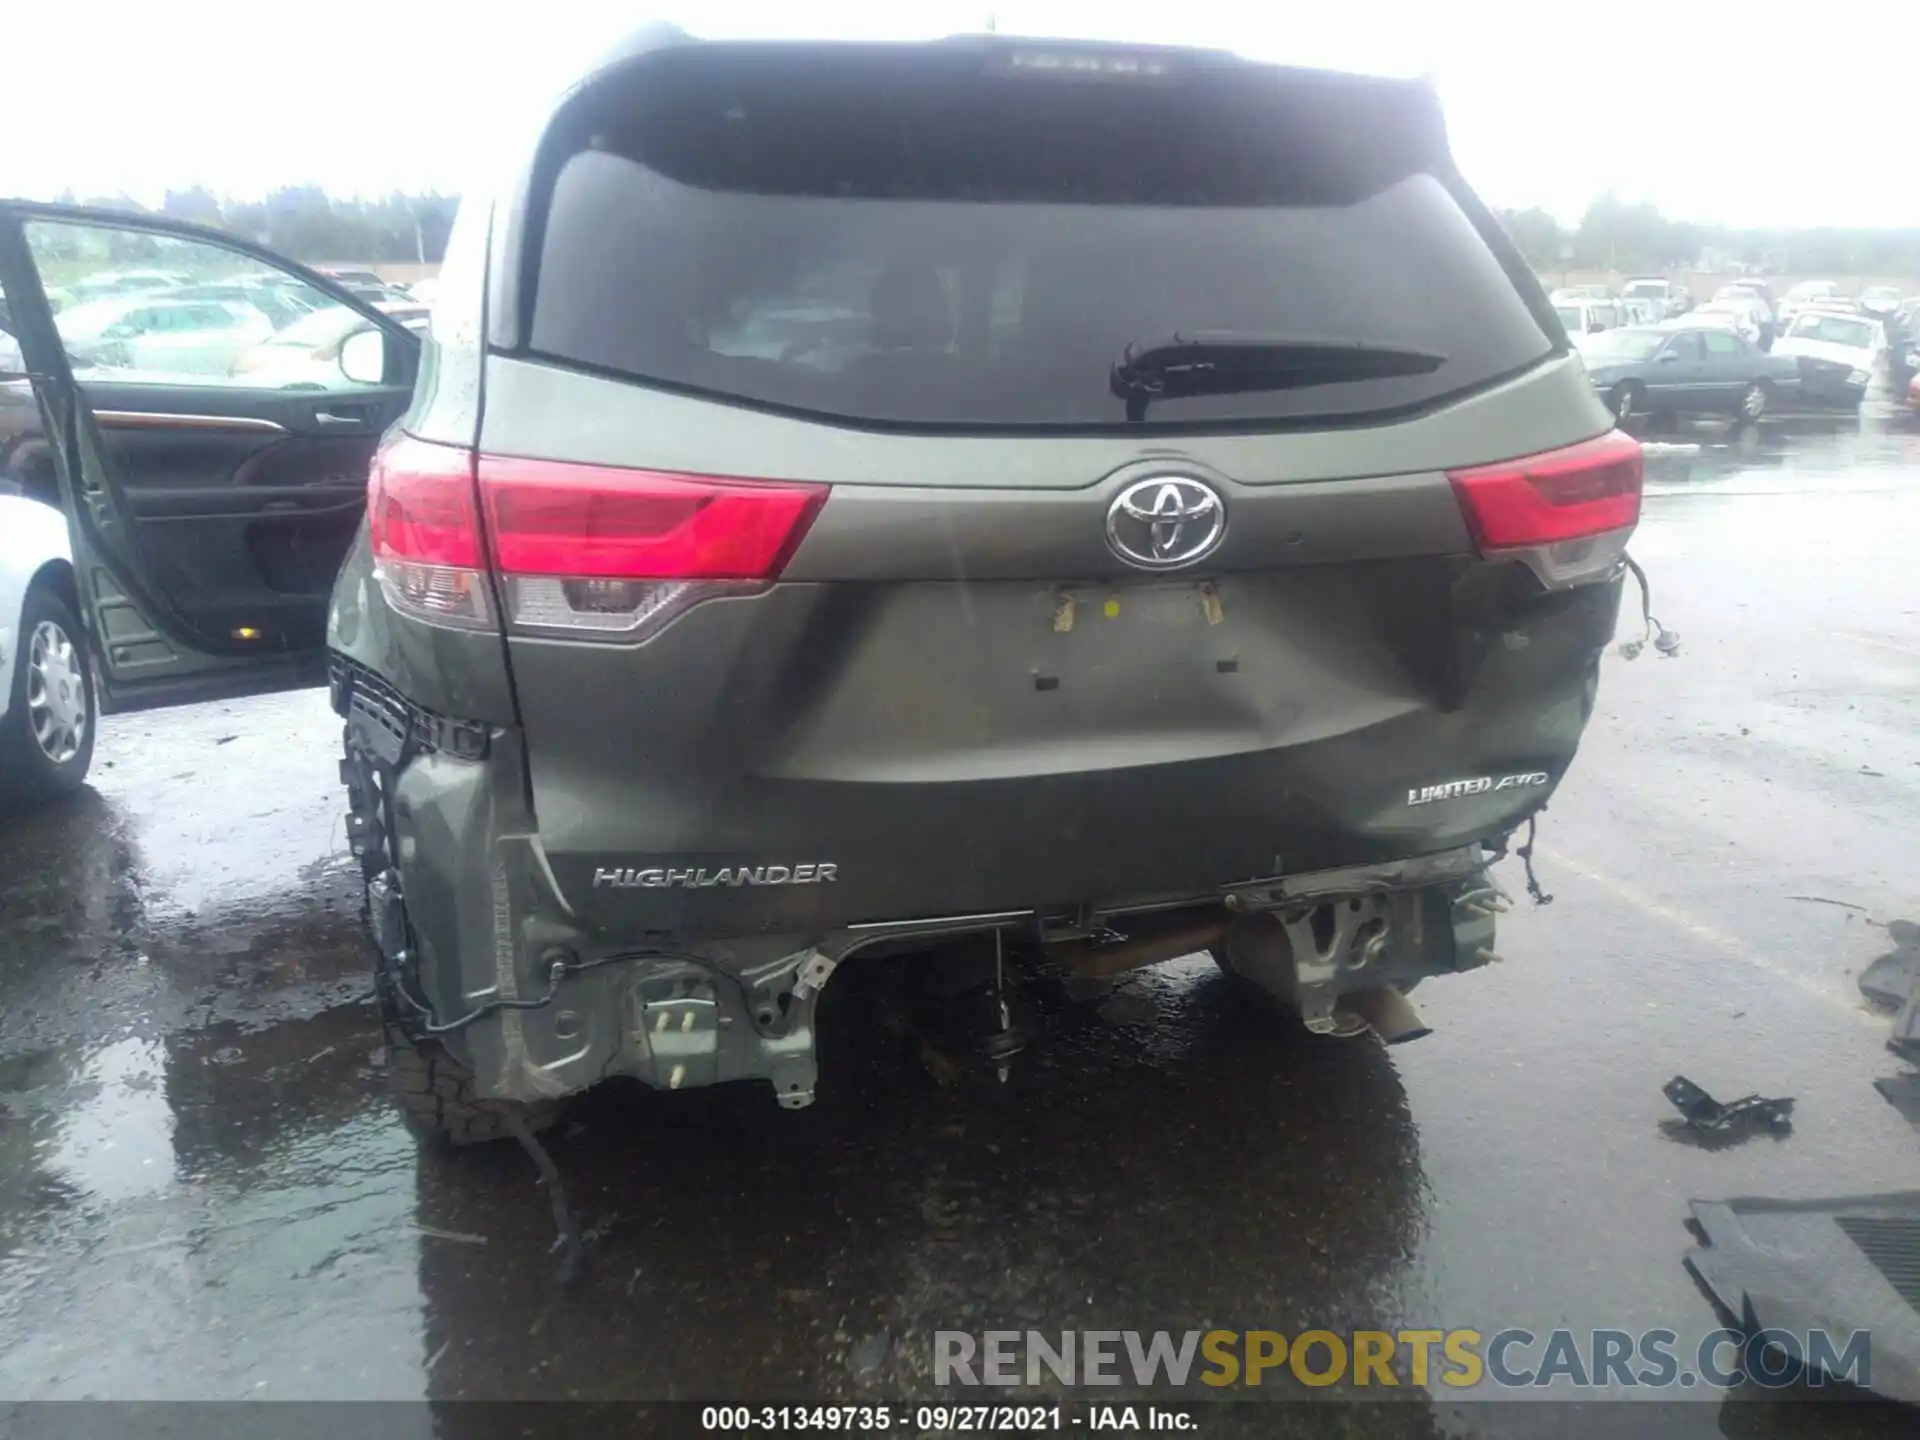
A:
[46,1036,177,1203]
[1640,404,1920,495]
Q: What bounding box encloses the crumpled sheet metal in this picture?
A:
[1860,922,1920,1062]
[1685,1192,1920,1404]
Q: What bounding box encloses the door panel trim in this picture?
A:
[94,410,290,434]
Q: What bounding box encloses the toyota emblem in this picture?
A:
[1105,476,1226,570]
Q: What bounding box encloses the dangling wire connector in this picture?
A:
[1516,814,1554,907]
[1618,555,1680,660]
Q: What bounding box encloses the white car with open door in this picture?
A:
[0,203,418,739]
[1772,309,1886,409]
[0,489,93,802]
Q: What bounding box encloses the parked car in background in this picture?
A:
[171,280,322,330]
[1675,295,1773,349]
[1860,285,1903,318]
[1776,279,1844,332]
[0,315,20,374]
[1909,371,1920,413]
[1616,298,1663,327]
[58,269,193,307]
[54,295,275,376]
[229,301,430,387]
[1621,277,1689,319]
[324,268,415,304]
[1550,284,1614,303]
[1579,324,1798,421]
[1891,302,1920,391]
[1553,296,1624,336]
[1712,281,1778,342]
[1771,309,1885,408]
[1716,278,1774,307]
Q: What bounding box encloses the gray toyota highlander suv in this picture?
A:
[0,28,1638,1144]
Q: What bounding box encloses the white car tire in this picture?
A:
[0,582,96,804]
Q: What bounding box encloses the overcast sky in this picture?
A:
[4,1,1916,229]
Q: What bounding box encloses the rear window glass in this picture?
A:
[527,47,1555,430]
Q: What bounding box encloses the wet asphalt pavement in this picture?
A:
[3,404,1920,1438]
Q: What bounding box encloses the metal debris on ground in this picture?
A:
[1663,1074,1794,1133]
[1861,921,1920,1062]
[506,1111,583,1286]
[412,1224,489,1247]
[1787,895,1869,912]
[1684,1192,1920,1404]
[1515,814,1553,906]
[1860,924,1920,1009]
[1875,1076,1920,1134]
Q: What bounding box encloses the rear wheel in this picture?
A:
[0,582,95,805]
[379,983,561,1148]
[1607,382,1644,421]
[1738,380,1770,423]
[342,725,561,1147]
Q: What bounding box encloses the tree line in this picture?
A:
[53,187,460,264]
[49,186,1920,277]
[1495,194,1920,276]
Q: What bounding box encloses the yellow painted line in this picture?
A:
[1540,846,1882,1026]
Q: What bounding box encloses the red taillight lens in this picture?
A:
[368,435,482,567]
[366,435,491,628]
[478,457,829,581]
[363,442,831,637]
[1447,430,1643,551]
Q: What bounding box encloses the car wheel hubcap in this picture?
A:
[1618,391,1633,417]
[1744,386,1765,417]
[26,619,87,765]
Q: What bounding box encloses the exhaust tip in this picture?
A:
[1335,985,1432,1045]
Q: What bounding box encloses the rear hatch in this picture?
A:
[459,38,1631,939]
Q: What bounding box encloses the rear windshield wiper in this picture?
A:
[1109,332,1448,421]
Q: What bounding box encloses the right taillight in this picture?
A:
[1447,430,1643,587]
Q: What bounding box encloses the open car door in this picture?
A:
[0,201,420,712]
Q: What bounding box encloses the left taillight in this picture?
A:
[1447,429,1643,587]
[366,434,493,628]
[478,455,829,638]
[367,441,831,638]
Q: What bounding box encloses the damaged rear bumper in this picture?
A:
[338,666,1524,1111]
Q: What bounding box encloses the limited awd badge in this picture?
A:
[1406,772,1550,806]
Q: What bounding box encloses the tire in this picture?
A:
[345,726,562,1148]
[379,976,562,1148]
[1607,382,1644,421]
[0,580,96,805]
[1737,380,1770,423]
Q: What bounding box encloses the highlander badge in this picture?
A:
[593,862,839,889]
